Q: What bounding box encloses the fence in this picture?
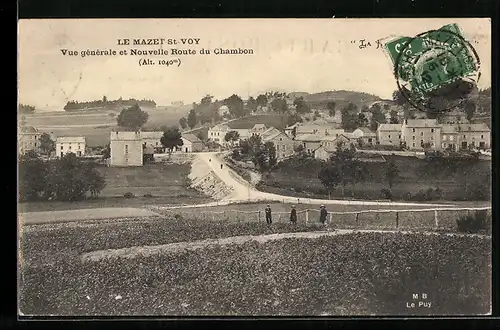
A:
[160,206,492,231]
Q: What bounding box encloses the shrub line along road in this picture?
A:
[81,228,492,262]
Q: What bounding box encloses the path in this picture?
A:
[19,208,160,225]
[190,152,452,208]
[81,229,491,262]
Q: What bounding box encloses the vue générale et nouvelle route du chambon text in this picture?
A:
[60,38,255,58]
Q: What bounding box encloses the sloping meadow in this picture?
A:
[19,219,491,316]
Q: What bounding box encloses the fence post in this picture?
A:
[395,212,399,230]
[258,210,261,222]
[355,213,359,227]
[329,213,333,225]
[305,209,309,224]
[434,210,438,228]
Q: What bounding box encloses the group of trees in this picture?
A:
[116,104,149,130]
[234,135,277,172]
[19,152,106,202]
[318,142,401,198]
[19,104,36,114]
[64,97,156,111]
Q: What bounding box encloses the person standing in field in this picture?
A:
[290,205,297,224]
[220,164,223,169]
[265,204,272,225]
[320,205,328,228]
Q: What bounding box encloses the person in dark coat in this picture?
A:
[290,205,297,224]
[265,204,272,225]
[320,205,328,226]
[220,164,223,169]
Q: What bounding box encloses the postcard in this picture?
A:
[18,18,492,316]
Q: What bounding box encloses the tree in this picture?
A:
[102,144,111,160]
[318,141,368,197]
[83,162,106,197]
[327,101,337,117]
[179,117,188,129]
[224,131,240,147]
[225,94,245,118]
[341,103,359,131]
[256,94,268,108]
[390,110,399,124]
[293,97,311,114]
[116,104,149,130]
[286,113,303,127]
[271,98,288,113]
[187,109,197,129]
[103,95,108,103]
[246,96,258,113]
[160,127,184,159]
[392,90,407,106]
[39,133,55,156]
[355,113,369,128]
[370,104,386,131]
[464,101,476,122]
[19,104,36,114]
[385,157,399,190]
[18,151,48,201]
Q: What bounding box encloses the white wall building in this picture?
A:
[110,130,143,166]
[56,136,86,158]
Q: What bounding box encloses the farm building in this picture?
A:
[110,130,143,166]
[18,125,42,155]
[56,136,86,158]
[178,133,204,153]
[261,128,295,161]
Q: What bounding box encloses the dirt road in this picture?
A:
[193,152,451,208]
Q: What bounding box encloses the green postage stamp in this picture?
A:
[384,23,481,109]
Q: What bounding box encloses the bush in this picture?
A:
[143,193,153,198]
[124,192,135,199]
[456,210,491,233]
[381,188,392,200]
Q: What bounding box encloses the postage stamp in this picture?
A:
[384,23,481,114]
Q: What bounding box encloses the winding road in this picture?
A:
[181,152,452,208]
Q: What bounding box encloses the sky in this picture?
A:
[18,18,491,111]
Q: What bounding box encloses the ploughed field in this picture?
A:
[19,215,491,316]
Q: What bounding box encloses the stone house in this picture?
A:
[56,136,86,158]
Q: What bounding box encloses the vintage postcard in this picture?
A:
[18,18,492,316]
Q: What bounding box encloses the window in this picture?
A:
[412,142,416,147]
[463,135,466,138]
[78,143,81,149]
[69,146,71,150]
[420,132,424,136]
[443,135,447,141]
[431,129,434,133]
[282,153,285,158]
[125,145,128,153]
[283,145,286,150]
[431,142,435,147]
[412,136,415,140]
[450,135,454,141]
[430,137,433,141]
[60,146,63,150]
[412,128,415,133]
[336,134,338,137]
[481,135,484,139]
[388,135,391,139]
[279,137,282,141]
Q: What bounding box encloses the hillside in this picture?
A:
[290,90,383,110]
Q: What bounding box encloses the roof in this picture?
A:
[285,123,301,130]
[405,119,439,127]
[251,124,267,130]
[19,126,39,133]
[182,133,201,143]
[263,130,290,142]
[440,125,458,134]
[261,127,281,140]
[378,123,402,132]
[56,136,86,143]
[457,123,490,132]
[211,124,230,131]
[358,127,375,134]
[141,131,163,139]
[297,134,322,142]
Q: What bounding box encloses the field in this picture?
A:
[228,114,288,130]
[18,162,212,213]
[19,213,491,316]
[24,106,190,147]
[259,155,491,201]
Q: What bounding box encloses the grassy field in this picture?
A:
[259,155,491,201]
[19,214,491,316]
[228,114,288,130]
[25,106,190,147]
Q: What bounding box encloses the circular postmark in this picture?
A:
[393,27,481,115]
